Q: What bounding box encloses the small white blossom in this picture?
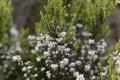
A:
[22,67,27,71]
[59,32,67,37]
[69,62,75,67]
[50,64,58,71]
[26,78,30,80]
[75,61,81,66]
[68,4,71,7]
[34,73,38,77]
[24,73,27,77]
[91,75,96,80]
[27,66,33,70]
[76,23,83,28]
[116,59,120,66]
[59,58,69,68]
[70,68,75,72]
[64,48,71,52]
[76,74,85,80]
[73,71,79,77]
[56,38,63,42]
[43,51,50,57]
[88,39,94,44]
[35,46,39,51]
[58,45,66,51]
[41,67,46,71]
[36,57,41,62]
[28,35,36,40]
[46,71,51,79]
[31,50,36,54]
[88,50,95,56]
[101,71,107,76]
[85,64,91,71]
[48,42,56,48]
[10,25,19,40]
[12,55,21,62]
[117,67,120,73]
[93,55,98,61]
[25,61,31,65]
[81,49,85,54]
[82,32,92,37]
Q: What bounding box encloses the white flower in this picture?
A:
[76,23,83,28]
[36,57,41,62]
[10,25,19,40]
[70,68,75,72]
[68,4,71,7]
[81,49,85,54]
[41,67,46,71]
[75,61,81,66]
[73,71,79,77]
[43,51,50,57]
[27,66,33,70]
[101,39,107,47]
[101,71,107,76]
[25,61,30,65]
[88,50,95,56]
[82,32,92,37]
[46,71,51,79]
[76,74,85,80]
[15,42,22,53]
[88,39,94,44]
[84,64,91,71]
[15,46,22,53]
[59,32,67,37]
[64,48,71,52]
[58,45,66,51]
[35,46,39,51]
[69,62,75,67]
[34,73,38,77]
[56,38,63,42]
[48,42,56,48]
[93,55,98,61]
[117,67,120,73]
[24,73,27,77]
[22,67,27,71]
[28,35,36,40]
[91,75,96,80]
[59,58,69,68]
[116,59,120,66]
[50,64,58,71]
[26,78,30,80]
[31,49,36,54]
[12,55,21,62]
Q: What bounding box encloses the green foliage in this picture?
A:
[36,0,79,44]
[37,0,66,36]
[115,40,120,51]
[105,55,119,80]
[0,0,12,41]
[80,0,116,40]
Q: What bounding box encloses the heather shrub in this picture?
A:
[0,0,119,80]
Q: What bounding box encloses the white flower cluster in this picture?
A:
[79,31,108,80]
[2,29,110,80]
[27,35,36,46]
[12,55,38,79]
[12,55,21,62]
[0,41,23,79]
[113,52,120,74]
[26,32,86,79]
